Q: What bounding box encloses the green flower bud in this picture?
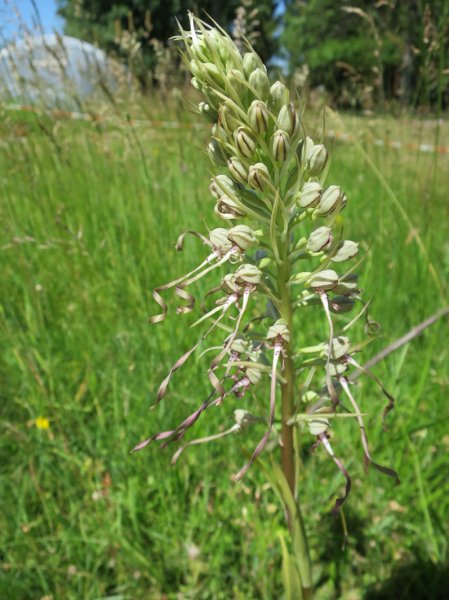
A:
[249,68,270,101]
[292,271,312,284]
[248,100,269,135]
[204,29,227,61]
[199,101,217,123]
[214,195,246,221]
[307,227,333,253]
[302,390,319,404]
[191,77,202,91]
[308,411,330,436]
[329,296,355,313]
[222,273,240,294]
[235,264,262,285]
[333,274,359,296]
[219,102,240,133]
[277,103,299,137]
[211,123,227,143]
[228,69,247,98]
[190,59,203,80]
[209,228,233,253]
[242,52,265,78]
[269,81,290,112]
[228,225,256,251]
[300,136,315,163]
[330,240,359,262]
[329,362,348,377]
[267,318,290,343]
[208,139,228,166]
[202,62,222,84]
[307,144,328,176]
[298,182,322,208]
[234,126,257,158]
[308,269,339,291]
[329,336,351,360]
[212,174,238,200]
[258,257,273,269]
[248,162,272,192]
[315,185,344,216]
[230,336,249,354]
[246,365,263,385]
[271,130,290,162]
[228,156,249,184]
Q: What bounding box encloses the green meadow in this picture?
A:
[1,101,448,599]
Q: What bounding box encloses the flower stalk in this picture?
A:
[133,13,399,598]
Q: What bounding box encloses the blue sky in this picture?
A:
[1,1,286,40]
[1,0,62,39]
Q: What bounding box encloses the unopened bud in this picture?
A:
[329,336,351,360]
[209,227,232,252]
[208,139,227,166]
[249,68,270,101]
[228,69,247,98]
[248,100,269,135]
[228,156,249,184]
[246,366,263,385]
[271,130,290,162]
[230,336,249,354]
[215,195,246,220]
[267,318,290,343]
[228,225,256,251]
[277,103,299,137]
[235,264,262,285]
[219,102,240,133]
[234,126,257,158]
[222,273,240,294]
[212,174,238,200]
[315,185,344,216]
[306,144,328,176]
[308,413,330,436]
[298,182,322,208]
[189,59,202,80]
[269,81,290,112]
[333,274,359,296]
[209,228,233,253]
[329,362,348,377]
[211,123,227,143]
[248,163,272,191]
[302,390,319,404]
[198,101,217,123]
[191,77,202,91]
[308,269,339,291]
[307,227,333,252]
[330,240,359,262]
[291,271,312,284]
[300,136,315,163]
[242,52,264,78]
[329,296,355,313]
[202,62,221,84]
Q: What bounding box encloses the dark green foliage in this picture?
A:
[282,0,449,109]
[57,0,279,84]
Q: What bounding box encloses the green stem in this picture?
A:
[277,234,313,599]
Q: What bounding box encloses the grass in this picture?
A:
[0,98,448,599]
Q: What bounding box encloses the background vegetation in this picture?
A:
[1,1,449,598]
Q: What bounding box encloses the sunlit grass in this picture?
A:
[0,102,448,599]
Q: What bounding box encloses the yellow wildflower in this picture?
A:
[35,416,50,430]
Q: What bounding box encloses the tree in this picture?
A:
[282,0,449,109]
[57,1,279,85]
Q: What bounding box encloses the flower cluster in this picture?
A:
[133,14,398,507]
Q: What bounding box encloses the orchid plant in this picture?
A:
[133,14,399,599]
